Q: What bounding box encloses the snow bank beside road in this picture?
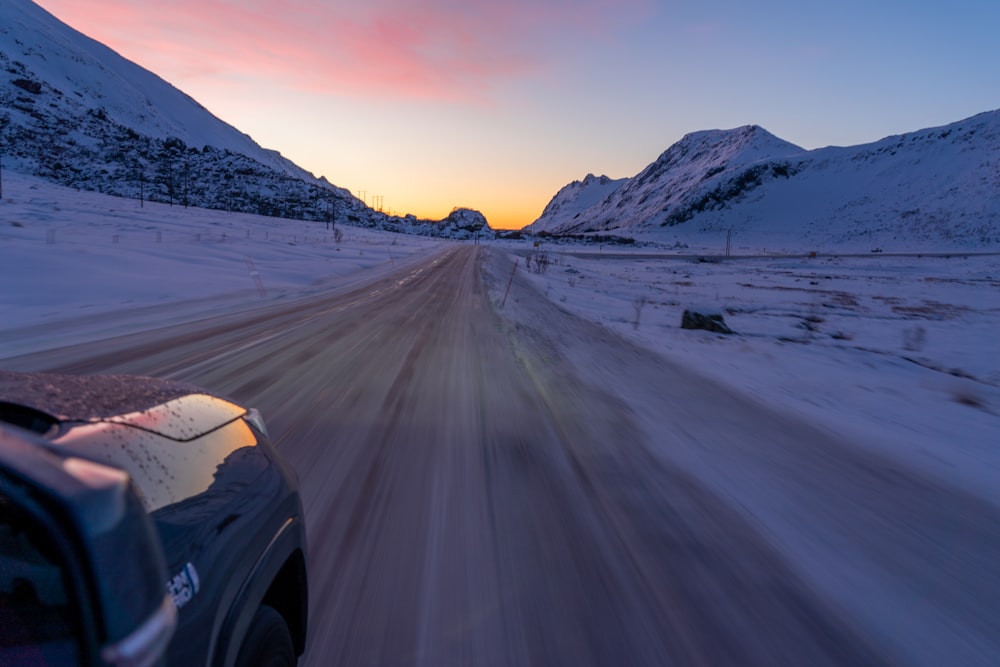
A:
[508,246,1000,502]
[485,247,1000,667]
[1,173,443,356]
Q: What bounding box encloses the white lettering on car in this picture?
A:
[167,562,201,609]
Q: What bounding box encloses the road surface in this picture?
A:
[4,245,997,665]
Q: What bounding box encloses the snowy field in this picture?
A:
[507,244,1000,501]
[2,172,998,506]
[1,172,443,355]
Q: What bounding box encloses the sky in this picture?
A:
[33,0,1000,229]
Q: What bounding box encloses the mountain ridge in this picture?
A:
[528,112,1000,249]
[0,0,311,179]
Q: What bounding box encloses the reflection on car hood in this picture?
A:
[103,394,247,441]
[0,371,245,440]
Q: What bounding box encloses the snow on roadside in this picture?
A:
[485,245,1000,667]
[508,245,1000,502]
[1,172,444,356]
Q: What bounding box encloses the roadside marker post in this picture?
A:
[245,256,267,298]
[501,259,519,308]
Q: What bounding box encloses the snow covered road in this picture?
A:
[4,245,998,665]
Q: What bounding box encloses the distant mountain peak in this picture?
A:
[532,172,627,233]
[578,173,616,186]
[650,124,805,169]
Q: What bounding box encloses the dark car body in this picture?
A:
[0,371,307,666]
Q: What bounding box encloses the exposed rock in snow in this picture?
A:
[681,309,734,335]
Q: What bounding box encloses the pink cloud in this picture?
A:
[36,0,653,102]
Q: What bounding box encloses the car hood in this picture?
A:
[0,371,245,441]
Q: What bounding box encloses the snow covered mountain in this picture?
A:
[0,0,488,237]
[0,0,312,177]
[529,113,1000,249]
